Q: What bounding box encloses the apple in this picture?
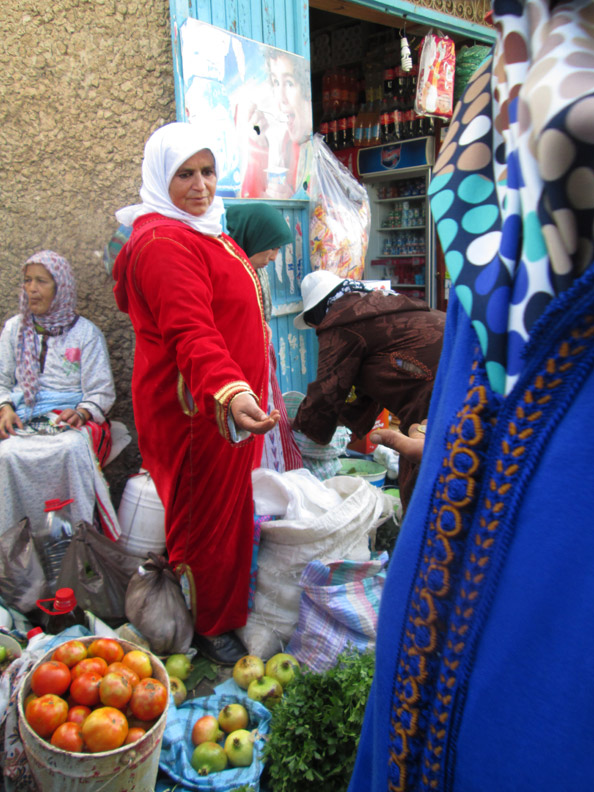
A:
[247,675,283,709]
[218,703,248,733]
[224,728,254,767]
[192,715,223,746]
[165,653,192,681]
[232,654,265,690]
[169,676,187,706]
[191,741,227,775]
[265,653,299,689]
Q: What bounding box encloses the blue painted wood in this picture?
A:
[222,199,317,395]
[168,0,316,395]
[350,0,496,43]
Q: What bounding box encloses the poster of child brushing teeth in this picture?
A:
[180,18,313,199]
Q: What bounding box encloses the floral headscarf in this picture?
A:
[16,250,78,406]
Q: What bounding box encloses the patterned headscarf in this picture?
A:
[115,122,225,236]
[16,250,78,406]
[428,0,594,394]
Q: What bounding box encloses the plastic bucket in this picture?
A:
[18,636,169,792]
[116,470,166,556]
[338,458,387,487]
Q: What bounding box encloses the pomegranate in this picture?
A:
[218,703,248,733]
[265,652,300,689]
[224,728,254,767]
[232,654,265,690]
[247,675,283,709]
[191,741,227,775]
[192,714,223,746]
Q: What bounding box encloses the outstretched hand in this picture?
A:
[231,392,280,435]
[369,420,427,464]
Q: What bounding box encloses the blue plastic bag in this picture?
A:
[158,693,271,791]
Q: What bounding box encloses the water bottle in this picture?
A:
[36,587,87,635]
[34,498,75,590]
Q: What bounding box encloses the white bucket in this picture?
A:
[18,636,169,792]
[117,470,166,556]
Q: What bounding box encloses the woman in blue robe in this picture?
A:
[348,1,594,789]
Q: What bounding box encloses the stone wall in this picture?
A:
[0,0,176,506]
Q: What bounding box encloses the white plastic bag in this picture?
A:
[309,133,370,279]
[239,469,397,658]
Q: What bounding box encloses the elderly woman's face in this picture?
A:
[24,263,56,316]
[168,149,217,216]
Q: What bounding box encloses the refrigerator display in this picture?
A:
[358,137,437,306]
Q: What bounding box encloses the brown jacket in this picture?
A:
[293,290,445,506]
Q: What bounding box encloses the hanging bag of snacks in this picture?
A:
[309,133,370,280]
[415,31,456,119]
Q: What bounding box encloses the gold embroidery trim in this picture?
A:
[177,372,198,416]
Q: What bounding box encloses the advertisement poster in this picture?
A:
[180,18,313,199]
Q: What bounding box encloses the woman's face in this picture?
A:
[24,263,56,316]
[269,55,311,144]
[250,248,280,269]
[168,149,217,216]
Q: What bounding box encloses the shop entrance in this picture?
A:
[306,2,494,309]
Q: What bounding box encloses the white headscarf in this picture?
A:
[115,122,225,236]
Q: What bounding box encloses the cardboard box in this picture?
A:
[347,408,390,455]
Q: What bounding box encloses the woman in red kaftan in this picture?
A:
[112,123,279,665]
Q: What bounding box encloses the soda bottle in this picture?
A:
[36,587,87,634]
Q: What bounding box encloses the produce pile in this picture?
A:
[22,637,167,753]
[181,651,299,778]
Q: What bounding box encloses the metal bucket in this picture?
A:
[18,636,169,792]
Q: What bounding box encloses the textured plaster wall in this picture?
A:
[0,0,176,506]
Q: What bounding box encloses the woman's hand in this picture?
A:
[0,404,23,439]
[369,420,427,464]
[230,392,280,435]
[56,407,90,428]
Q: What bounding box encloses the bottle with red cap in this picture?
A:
[33,498,75,591]
[36,587,87,634]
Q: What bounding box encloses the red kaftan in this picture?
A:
[113,214,268,636]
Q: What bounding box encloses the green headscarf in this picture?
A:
[225,203,294,258]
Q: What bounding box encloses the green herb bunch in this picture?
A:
[262,648,375,792]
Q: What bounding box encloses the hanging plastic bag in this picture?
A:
[287,553,388,672]
[125,553,193,655]
[415,31,456,119]
[0,518,48,613]
[309,133,370,279]
[56,522,146,621]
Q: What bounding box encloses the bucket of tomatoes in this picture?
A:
[17,635,170,792]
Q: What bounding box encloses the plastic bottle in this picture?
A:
[36,587,87,635]
[34,498,75,590]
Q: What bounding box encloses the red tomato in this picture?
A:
[71,657,108,680]
[50,721,84,752]
[70,672,102,707]
[87,638,124,665]
[31,661,71,697]
[81,707,128,752]
[124,726,146,745]
[52,640,88,668]
[67,705,92,726]
[122,650,152,680]
[99,672,132,710]
[25,693,68,738]
[106,662,140,689]
[129,678,168,721]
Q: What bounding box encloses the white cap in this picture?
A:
[294,270,344,329]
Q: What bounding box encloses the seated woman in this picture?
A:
[0,250,118,540]
[225,202,303,472]
[292,270,445,509]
